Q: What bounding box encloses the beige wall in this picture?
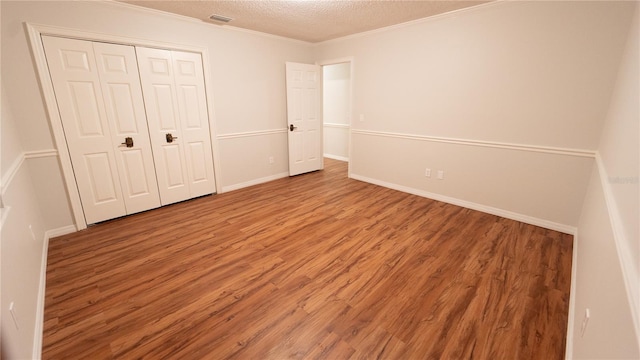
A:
[597,1,640,301]
[572,3,640,358]
[314,1,635,228]
[573,169,639,359]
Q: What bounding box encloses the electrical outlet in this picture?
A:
[269,156,274,164]
[580,308,590,337]
[437,170,444,180]
[28,225,36,241]
[359,114,365,122]
[425,168,431,177]
[9,302,19,330]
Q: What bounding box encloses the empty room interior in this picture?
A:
[1,0,638,359]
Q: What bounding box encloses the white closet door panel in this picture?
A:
[136,47,190,205]
[172,51,216,198]
[93,42,161,215]
[162,145,186,188]
[188,142,207,182]
[84,152,119,203]
[151,84,179,131]
[121,149,153,196]
[43,36,125,224]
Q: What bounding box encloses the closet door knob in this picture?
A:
[121,137,134,148]
[166,133,178,143]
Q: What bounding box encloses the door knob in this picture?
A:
[166,133,178,143]
[121,137,134,148]
[289,124,297,131]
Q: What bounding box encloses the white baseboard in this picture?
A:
[349,173,577,235]
[33,224,77,359]
[565,230,579,359]
[221,172,289,193]
[323,154,349,162]
[44,225,77,239]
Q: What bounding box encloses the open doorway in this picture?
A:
[321,60,353,173]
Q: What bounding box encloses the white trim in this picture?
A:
[45,225,77,239]
[324,123,350,129]
[594,153,640,345]
[352,129,596,158]
[316,0,500,46]
[565,229,579,360]
[24,149,58,159]
[349,173,577,235]
[221,172,289,193]
[26,23,223,230]
[1,154,25,196]
[217,128,287,140]
[324,154,349,162]
[32,225,77,360]
[102,0,313,46]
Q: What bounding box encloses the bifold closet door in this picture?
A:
[136,47,216,205]
[42,36,161,224]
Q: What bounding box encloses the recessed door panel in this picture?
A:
[187,142,207,182]
[68,81,104,137]
[178,85,201,129]
[60,50,91,71]
[152,84,179,131]
[121,149,152,196]
[84,152,119,204]
[149,58,170,75]
[305,129,319,161]
[305,88,317,121]
[162,145,186,188]
[107,83,138,134]
[102,54,127,73]
[176,59,196,76]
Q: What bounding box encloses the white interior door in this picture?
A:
[136,47,215,205]
[93,42,161,215]
[171,51,216,198]
[286,62,323,176]
[43,36,126,224]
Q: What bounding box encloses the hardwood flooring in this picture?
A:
[43,158,573,359]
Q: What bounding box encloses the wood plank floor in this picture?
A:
[43,158,573,359]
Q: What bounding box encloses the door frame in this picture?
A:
[316,57,354,178]
[26,23,222,230]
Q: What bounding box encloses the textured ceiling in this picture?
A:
[119,1,492,43]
